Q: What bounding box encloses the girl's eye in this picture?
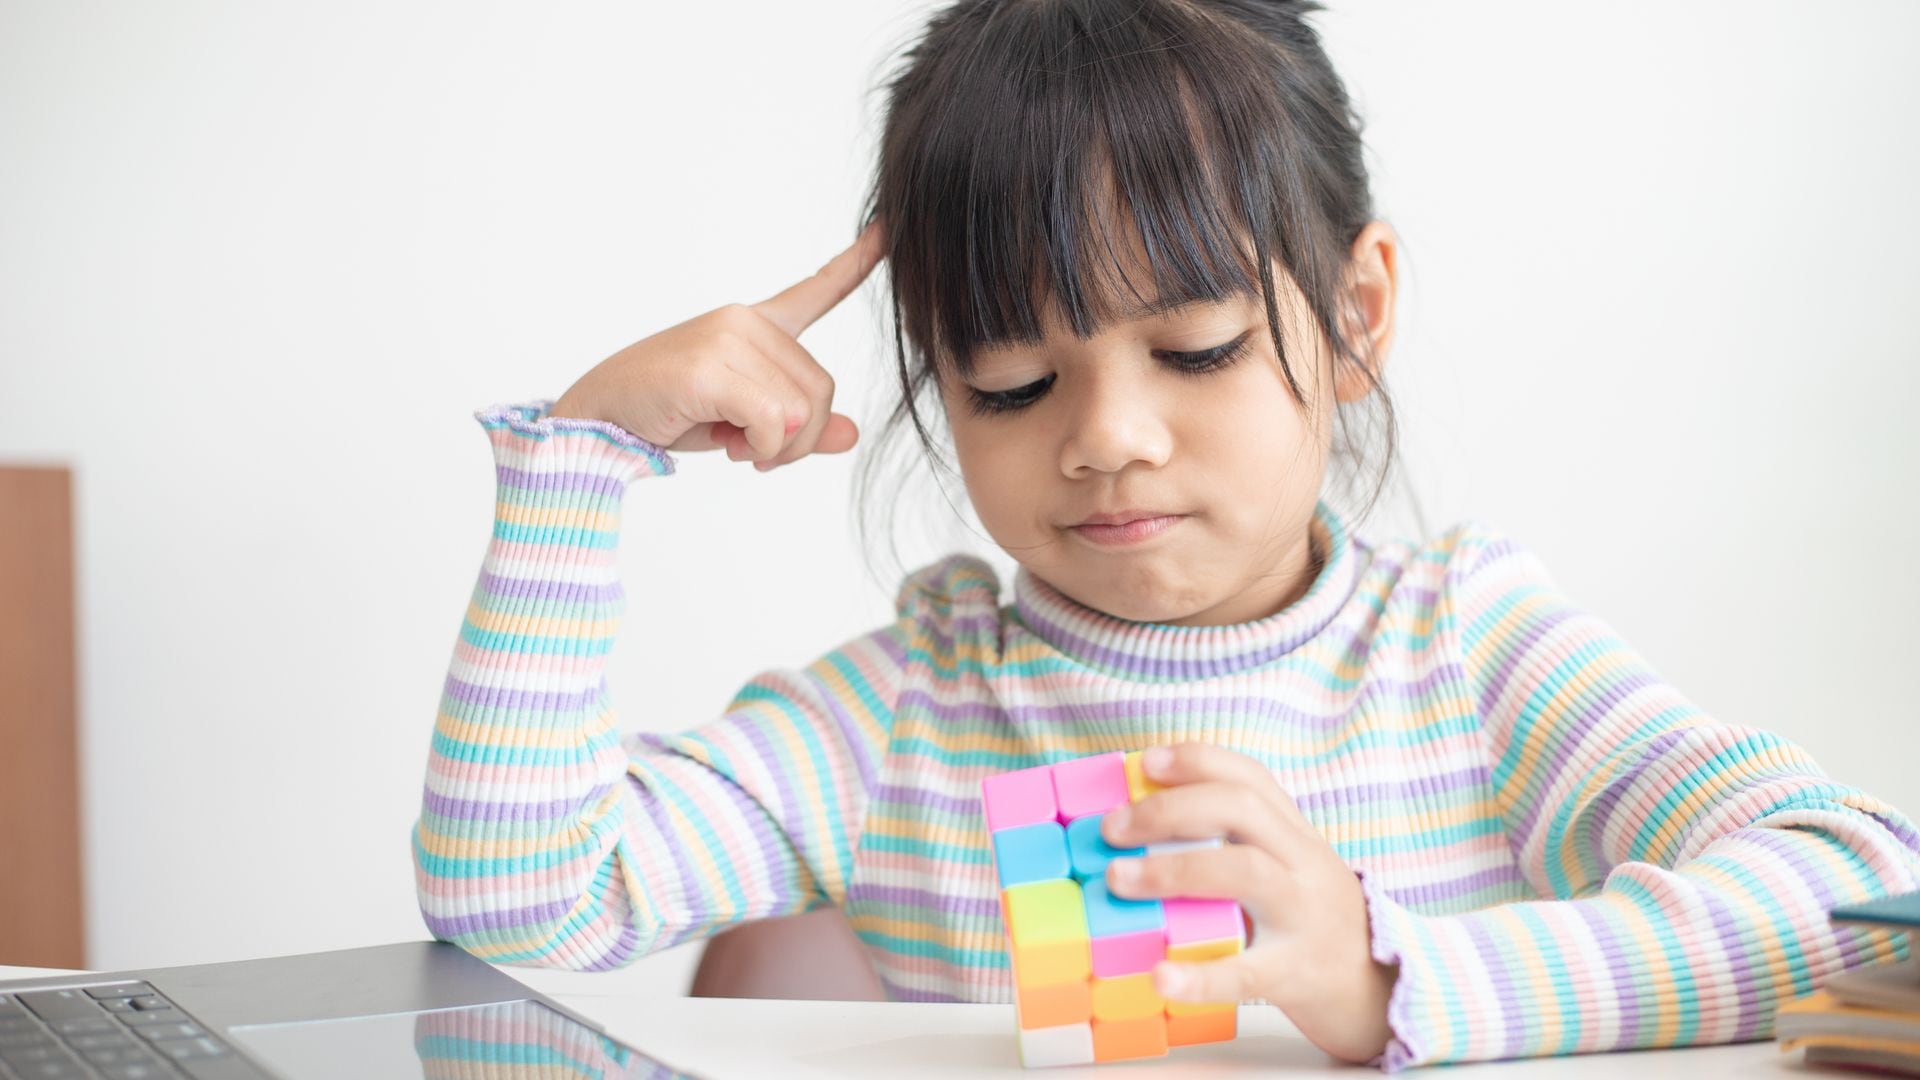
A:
[964,330,1255,418]
[1165,330,1254,376]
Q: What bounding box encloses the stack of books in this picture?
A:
[1778,891,1920,1075]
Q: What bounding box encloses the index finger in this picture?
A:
[750,219,887,339]
[1139,743,1280,793]
[1134,743,1308,828]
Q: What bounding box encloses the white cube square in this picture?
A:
[1018,1022,1095,1068]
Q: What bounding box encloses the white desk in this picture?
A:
[1,962,1805,1078]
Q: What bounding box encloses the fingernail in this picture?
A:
[1109,858,1140,885]
[1104,806,1130,835]
[1144,746,1173,774]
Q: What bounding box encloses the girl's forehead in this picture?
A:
[998,291,1258,350]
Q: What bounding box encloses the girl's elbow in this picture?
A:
[412,881,666,972]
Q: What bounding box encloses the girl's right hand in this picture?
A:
[548,219,887,472]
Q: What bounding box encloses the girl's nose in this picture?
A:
[1058,374,1174,478]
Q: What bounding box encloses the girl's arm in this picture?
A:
[1362,525,1920,1071]
[411,402,906,970]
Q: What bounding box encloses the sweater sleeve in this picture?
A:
[1359,523,1920,1071]
[411,400,908,971]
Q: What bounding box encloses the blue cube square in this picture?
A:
[1082,876,1164,937]
[991,821,1071,889]
[1065,813,1143,882]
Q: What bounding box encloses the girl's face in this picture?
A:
[937,226,1393,626]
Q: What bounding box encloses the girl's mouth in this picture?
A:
[1068,515,1186,546]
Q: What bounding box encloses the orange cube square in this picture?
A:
[1167,1008,1237,1046]
[1092,1014,1169,1062]
[1016,979,1092,1030]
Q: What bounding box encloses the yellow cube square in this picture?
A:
[1166,936,1241,1015]
[1123,750,1163,801]
[1090,974,1163,1022]
[1167,937,1240,964]
[1003,880,1091,987]
[1004,879,1088,944]
[1013,940,1090,988]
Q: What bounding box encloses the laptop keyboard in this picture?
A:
[0,982,269,1080]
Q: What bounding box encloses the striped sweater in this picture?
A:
[413,400,1920,1071]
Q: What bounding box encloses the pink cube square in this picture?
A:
[982,764,1059,832]
[1090,928,1166,978]
[1164,898,1245,947]
[1051,752,1129,820]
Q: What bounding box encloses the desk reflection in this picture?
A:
[410,1000,695,1080]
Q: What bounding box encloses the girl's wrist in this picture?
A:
[547,388,596,423]
[1287,956,1397,1064]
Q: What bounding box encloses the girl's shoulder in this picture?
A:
[883,552,1008,663]
[892,552,1004,620]
[1353,513,1563,609]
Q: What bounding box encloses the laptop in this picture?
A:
[0,940,697,1079]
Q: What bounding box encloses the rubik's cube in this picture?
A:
[980,750,1246,1067]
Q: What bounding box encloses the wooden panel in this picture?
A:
[0,466,84,967]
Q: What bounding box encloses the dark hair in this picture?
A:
[852,0,1411,589]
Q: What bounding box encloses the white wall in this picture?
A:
[1,0,1914,998]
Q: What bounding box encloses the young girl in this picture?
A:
[412,0,1919,1070]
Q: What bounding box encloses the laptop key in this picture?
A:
[10,1054,86,1078]
[52,1017,116,1035]
[0,1042,63,1065]
[0,1029,59,1048]
[84,985,154,1000]
[156,1038,226,1060]
[99,998,139,1013]
[15,990,99,1023]
[172,1051,275,1080]
[119,1010,187,1028]
[97,1061,174,1080]
[69,1031,137,1049]
[126,997,171,1012]
[81,1044,153,1064]
[0,1015,41,1032]
[134,1022,204,1041]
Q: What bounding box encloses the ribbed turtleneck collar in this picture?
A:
[1009,498,1361,681]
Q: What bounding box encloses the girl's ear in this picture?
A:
[1334,220,1398,403]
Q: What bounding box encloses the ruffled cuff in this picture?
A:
[475,399,676,486]
[1355,866,1429,1073]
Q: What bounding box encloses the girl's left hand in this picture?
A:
[1101,742,1399,1064]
